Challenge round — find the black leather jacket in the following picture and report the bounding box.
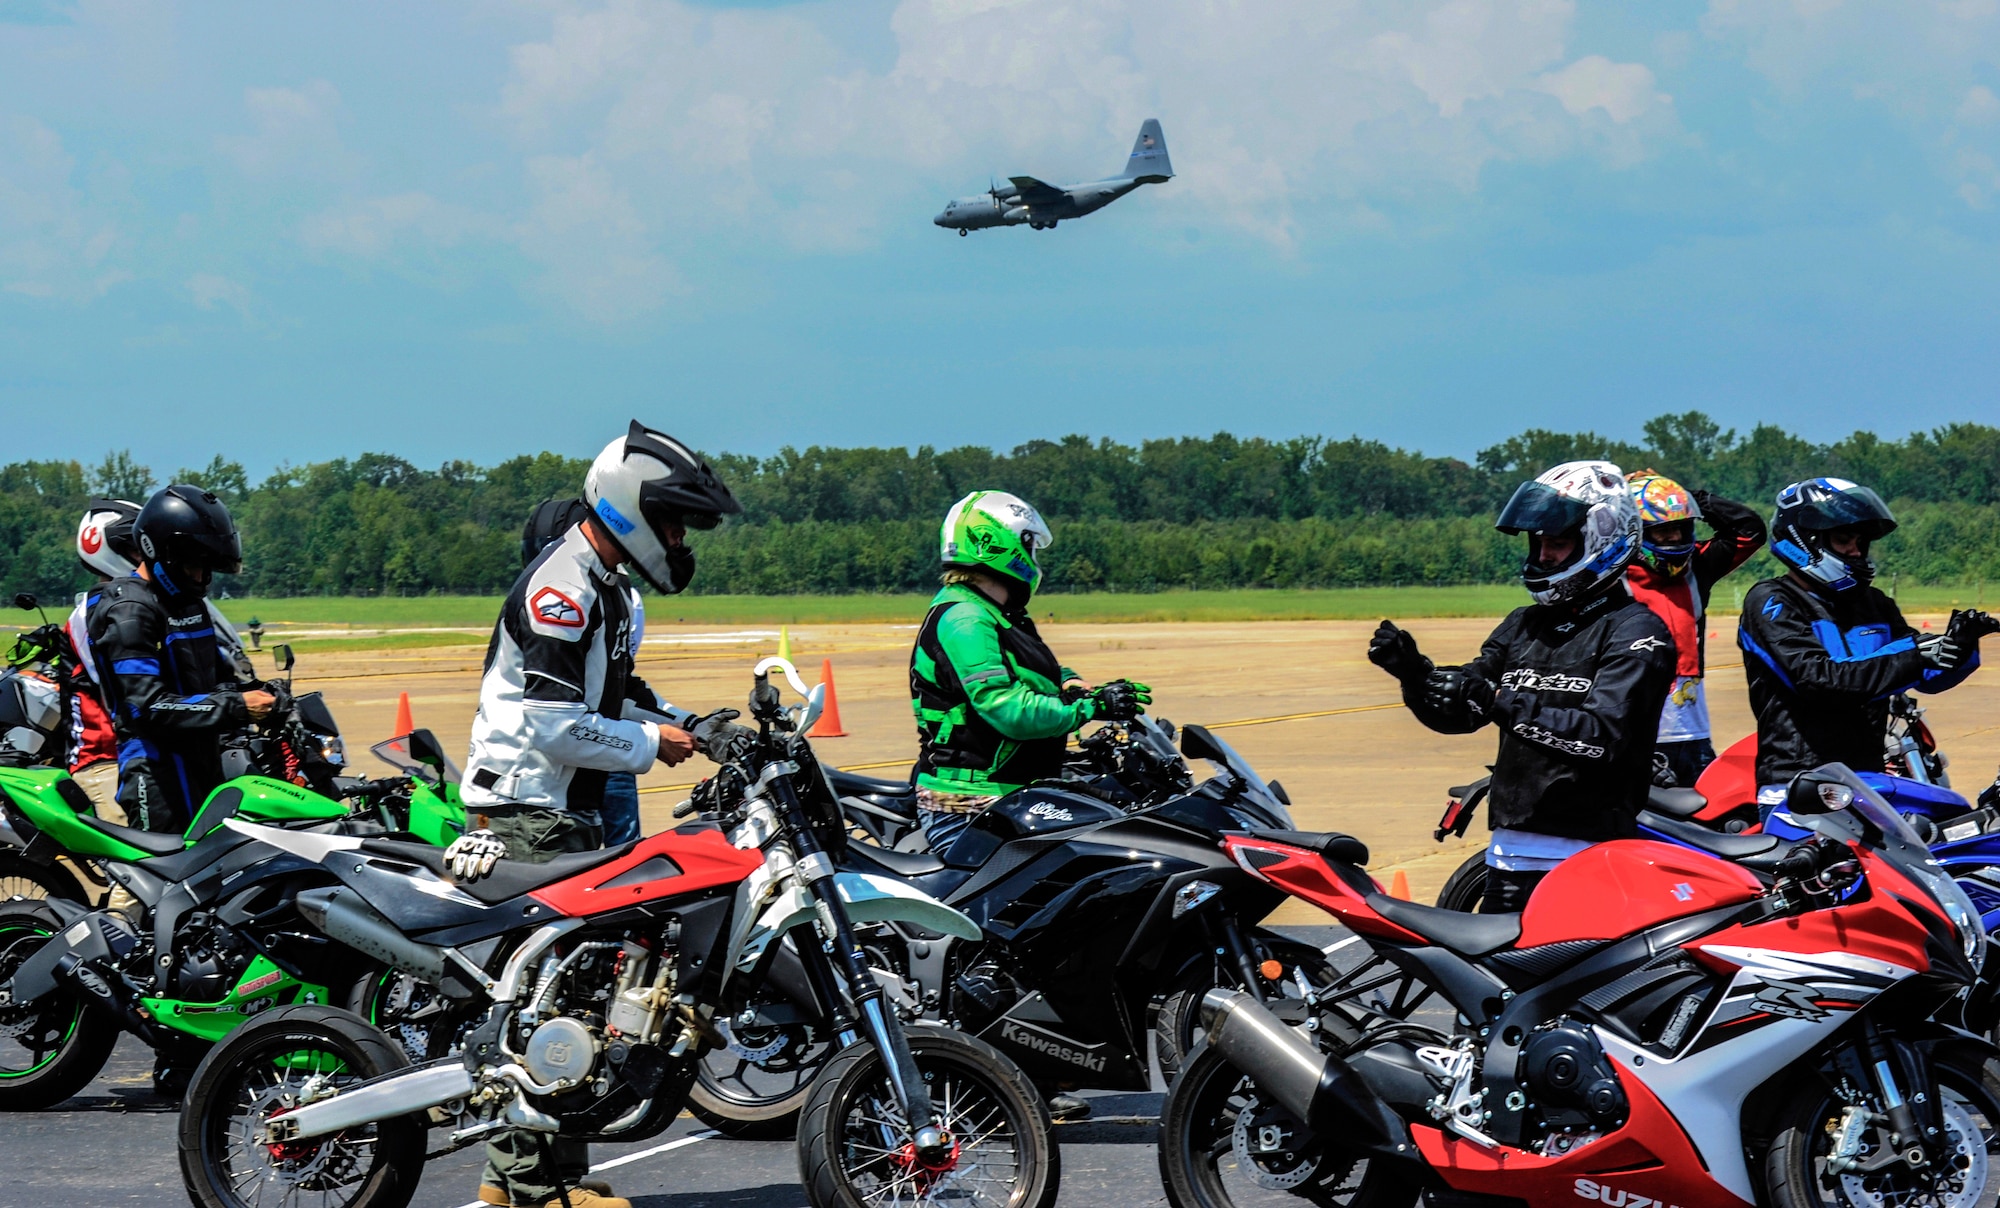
[1408,587,1677,842]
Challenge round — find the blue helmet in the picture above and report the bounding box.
[1770,477,1896,592]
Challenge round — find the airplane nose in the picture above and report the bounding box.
[934,211,950,226]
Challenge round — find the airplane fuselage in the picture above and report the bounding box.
[934,178,1145,231]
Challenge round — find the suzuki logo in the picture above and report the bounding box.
[1576,1179,1684,1208]
[1671,882,1694,902]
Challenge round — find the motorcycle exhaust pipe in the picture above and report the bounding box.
[1199,989,1416,1157]
[296,887,478,999]
[264,1061,475,1143]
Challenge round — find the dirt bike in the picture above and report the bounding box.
[688,716,1317,1137]
[1157,762,2000,1208]
[175,657,1058,1208]
[0,729,467,1110]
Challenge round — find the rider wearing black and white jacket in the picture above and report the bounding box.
[1370,461,1677,912]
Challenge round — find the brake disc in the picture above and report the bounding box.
[1231,1092,1318,1191]
[1838,1098,1989,1208]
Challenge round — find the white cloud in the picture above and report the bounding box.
[0,113,128,301]
[186,271,252,315]
[1961,84,2000,126]
[300,192,497,258]
[1536,56,1669,123]
[216,80,360,182]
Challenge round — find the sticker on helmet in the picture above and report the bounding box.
[80,525,103,555]
[594,498,635,536]
[530,586,586,629]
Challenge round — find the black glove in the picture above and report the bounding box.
[1367,620,1432,686]
[1060,683,1089,705]
[1420,667,1494,718]
[1948,608,2000,646]
[1086,679,1152,722]
[1919,633,1968,672]
[691,708,757,765]
[1690,488,1715,516]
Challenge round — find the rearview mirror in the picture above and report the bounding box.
[12,594,35,612]
[1786,767,1856,816]
[273,644,295,672]
[1180,723,1225,764]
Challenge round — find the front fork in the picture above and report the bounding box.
[772,777,945,1152]
[1855,1021,1942,1169]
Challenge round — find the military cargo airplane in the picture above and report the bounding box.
[935,119,1173,234]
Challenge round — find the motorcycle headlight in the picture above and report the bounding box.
[1913,863,1986,971]
[321,735,347,768]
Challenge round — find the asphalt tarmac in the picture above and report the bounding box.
[0,930,1356,1208]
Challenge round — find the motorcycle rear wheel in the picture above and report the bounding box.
[1159,1038,1419,1208]
[1765,1048,2000,1208]
[0,852,88,905]
[687,1003,835,1139]
[1435,851,1489,913]
[0,900,119,1110]
[178,1004,424,1208]
[797,1026,1058,1208]
[1154,935,1342,1082]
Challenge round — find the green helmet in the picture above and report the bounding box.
[940,490,1053,593]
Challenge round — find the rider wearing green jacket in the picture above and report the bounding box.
[909,491,1150,849]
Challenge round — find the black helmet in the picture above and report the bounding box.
[1770,477,1896,593]
[521,498,593,568]
[136,484,242,595]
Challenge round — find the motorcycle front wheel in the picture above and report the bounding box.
[797,1026,1058,1208]
[0,900,118,1110]
[1158,1039,1419,1208]
[1765,1048,2000,1208]
[178,1004,424,1208]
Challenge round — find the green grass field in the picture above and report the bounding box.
[13,584,1987,653]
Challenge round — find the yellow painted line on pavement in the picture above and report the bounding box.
[636,703,1402,796]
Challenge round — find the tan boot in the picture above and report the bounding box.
[538,1188,628,1208]
[477,1188,508,1206]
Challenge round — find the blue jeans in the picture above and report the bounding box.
[601,772,641,847]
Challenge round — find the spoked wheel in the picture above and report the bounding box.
[0,900,118,1110]
[1159,1040,1418,1208]
[1767,1049,2000,1208]
[179,1004,423,1208]
[1435,850,1489,912]
[1155,935,1342,1081]
[0,853,87,905]
[687,998,835,1139]
[798,1027,1058,1208]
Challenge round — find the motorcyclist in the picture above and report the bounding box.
[519,496,652,847]
[85,486,273,836]
[1369,461,1677,912]
[911,490,1150,850]
[1737,477,1994,818]
[1623,471,1766,787]
[450,423,751,1208]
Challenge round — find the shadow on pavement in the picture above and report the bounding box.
[632,1186,805,1207]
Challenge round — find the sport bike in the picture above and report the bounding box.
[1157,763,2000,1208]
[175,657,1057,1208]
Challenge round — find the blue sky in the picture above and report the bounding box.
[3,0,1998,478]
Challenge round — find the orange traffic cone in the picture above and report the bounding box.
[809,658,847,738]
[394,692,414,737]
[1389,869,1412,900]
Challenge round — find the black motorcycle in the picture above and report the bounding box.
[688,718,1334,1136]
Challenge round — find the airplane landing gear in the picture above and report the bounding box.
[959,229,968,236]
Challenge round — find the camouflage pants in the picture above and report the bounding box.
[477,805,601,1206]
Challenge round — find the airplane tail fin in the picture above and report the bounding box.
[1121,118,1173,183]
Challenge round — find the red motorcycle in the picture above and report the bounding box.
[1158,763,2000,1208]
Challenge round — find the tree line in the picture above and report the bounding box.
[3,412,1997,600]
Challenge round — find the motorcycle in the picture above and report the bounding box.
[687,716,1324,1137]
[174,657,1059,1208]
[1158,763,2000,1208]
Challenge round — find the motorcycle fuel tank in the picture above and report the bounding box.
[1518,840,1763,947]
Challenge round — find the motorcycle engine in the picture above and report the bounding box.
[1520,1019,1628,1135]
[171,914,253,1003]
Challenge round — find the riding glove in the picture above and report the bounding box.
[1367,620,1433,686]
[1918,633,1968,671]
[1087,679,1152,722]
[692,708,758,765]
[444,829,508,881]
[1421,667,1494,718]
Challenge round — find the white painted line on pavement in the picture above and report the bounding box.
[452,1130,719,1208]
[1322,935,1360,954]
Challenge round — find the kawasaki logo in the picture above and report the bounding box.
[998,1020,1106,1072]
[1575,1179,1683,1208]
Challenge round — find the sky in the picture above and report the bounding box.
[3,0,1999,478]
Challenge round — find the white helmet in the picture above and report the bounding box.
[582,421,741,594]
[1496,460,1640,606]
[77,497,142,579]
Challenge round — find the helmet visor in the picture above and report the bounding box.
[1792,483,1897,537]
[1496,481,1592,536]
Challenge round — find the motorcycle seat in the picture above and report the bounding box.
[359,838,638,905]
[1636,810,1786,872]
[1246,829,1371,866]
[1367,894,1522,957]
[1647,787,1708,819]
[843,842,951,878]
[828,769,915,799]
[83,816,187,857]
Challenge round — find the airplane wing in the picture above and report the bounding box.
[1006,176,1068,205]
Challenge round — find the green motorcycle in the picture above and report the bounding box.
[0,727,467,1108]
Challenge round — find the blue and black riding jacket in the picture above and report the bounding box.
[1737,576,1978,786]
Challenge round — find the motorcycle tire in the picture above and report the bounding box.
[1765,1046,2000,1208]
[1435,850,1489,913]
[343,966,476,1063]
[0,852,88,905]
[797,1026,1059,1208]
[686,1007,836,1139]
[1154,935,1341,1083]
[0,900,119,1110]
[1158,1037,1419,1208]
[178,1003,424,1208]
